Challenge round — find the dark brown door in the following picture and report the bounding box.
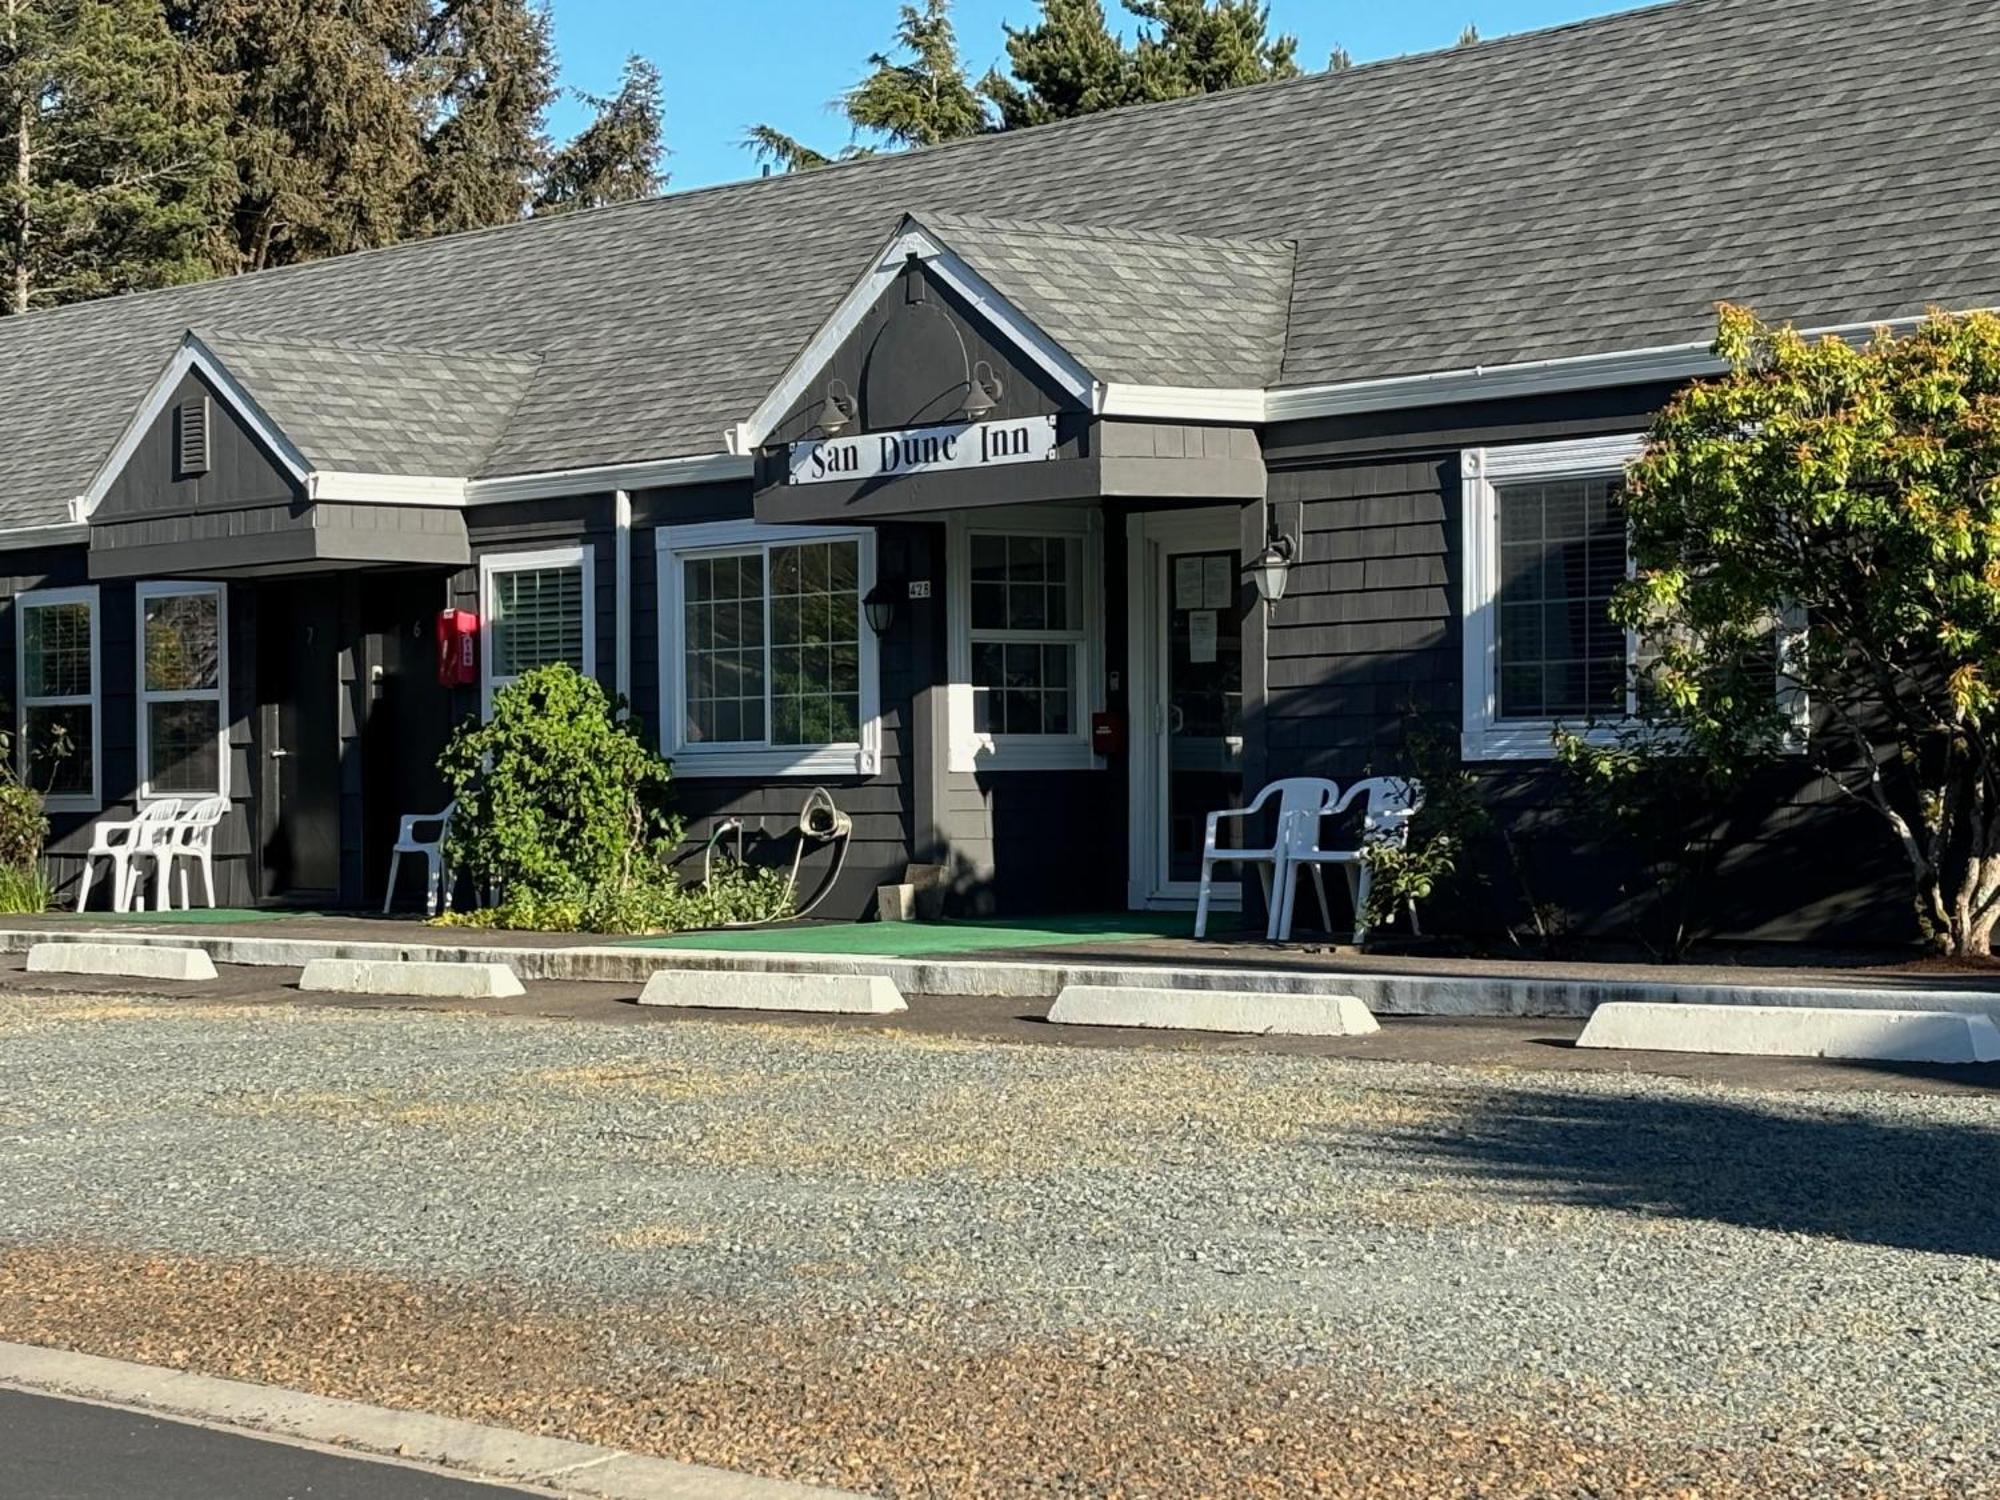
[257,581,342,902]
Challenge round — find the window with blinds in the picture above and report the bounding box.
[489,564,586,684]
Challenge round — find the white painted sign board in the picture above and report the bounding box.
[788,414,1059,486]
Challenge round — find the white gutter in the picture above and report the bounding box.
[466,451,751,504]
[613,488,633,704]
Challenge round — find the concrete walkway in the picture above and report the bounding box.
[5,912,2000,1019]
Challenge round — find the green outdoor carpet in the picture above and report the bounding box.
[623,911,1215,956]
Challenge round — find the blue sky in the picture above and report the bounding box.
[546,0,1647,190]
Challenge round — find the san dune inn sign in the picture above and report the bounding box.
[788,414,1059,485]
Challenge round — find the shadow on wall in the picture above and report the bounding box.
[1377,1083,2000,1260]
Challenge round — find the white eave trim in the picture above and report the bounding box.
[309,471,468,505]
[1099,383,1267,422]
[467,450,752,504]
[736,220,1099,452]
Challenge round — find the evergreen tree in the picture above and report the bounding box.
[414,0,556,235]
[1457,23,1480,45]
[1,0,228,314]
[843,0,988,149]
[174,0,430,272]
[1327,44,1353,71]
[1127,0,1300,101]
[748,0,985,173]
[536,54,666,214]
[980,0,1135,130]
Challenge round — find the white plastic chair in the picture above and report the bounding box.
[1193,777,1340,939]
[1273,776,1425,945]
[382,802,455,916]
[136,795,228,912]
[74,800,183,913]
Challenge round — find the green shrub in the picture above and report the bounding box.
[0,861,49,915]
[436,856,794,935]
[0,780,47,870]
[438,664,674,903]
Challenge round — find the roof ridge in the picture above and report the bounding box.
[916,210,1295,254]
[195,326,543,367]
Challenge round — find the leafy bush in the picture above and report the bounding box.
[438,665,674,903]
[437,856,793,935]
[0,780,47,870]
[433,664,795,935]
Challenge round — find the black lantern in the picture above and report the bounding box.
[817,378,856,436]
[863,580,899,635]
[1249,532,1295,608]
[960,360,1003,420]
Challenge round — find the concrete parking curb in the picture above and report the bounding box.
[7,925,2000,1019]
[0,1341,861,1499]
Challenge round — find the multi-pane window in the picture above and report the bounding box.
[968,532,1082,736]
[17,588,98,806]
[489,563,586,683]
[682,538,862,747]
[138,584,226,797]
[1494,476,1628,719]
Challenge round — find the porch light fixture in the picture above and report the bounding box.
[1249,531,1295,610]
[863,580,899,636]
[817,378,856,437]
[961,360,1003,420]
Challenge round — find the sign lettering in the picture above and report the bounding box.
[788,415,1059,486]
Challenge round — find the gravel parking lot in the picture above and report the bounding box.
[0,990,1996,1496]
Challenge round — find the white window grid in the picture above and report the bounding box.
[15,584,101,812]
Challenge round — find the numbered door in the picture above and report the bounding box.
[1128,510,1244,908]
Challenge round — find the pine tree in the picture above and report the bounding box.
[1127,0,1300,101]
[748,0,985,173]
[980,0,1135,130]
[1327,44,1353,71]
[536,54,666,214]
[0,0,229,314]
[414,0,556,235]
[1457,23,1480,46]
[174,0,431,272]
[843,0,988,149]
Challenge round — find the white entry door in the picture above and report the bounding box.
[1127,508,1244,910]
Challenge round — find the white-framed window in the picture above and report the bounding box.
[656,520,880,778]
[946,507,1103,772]
[14,585,100,811]
[136,581,229,800]
[1461,434,1804,760]
[480,544,595,713]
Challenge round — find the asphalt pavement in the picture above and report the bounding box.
[0,1388,542,1499]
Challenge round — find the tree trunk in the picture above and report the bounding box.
[4,0,27,316]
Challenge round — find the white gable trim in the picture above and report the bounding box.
[735,220,1100,453]
[309,471,469,505]
[1099,383,1267,422]
[465,451,751,504]
[74,333,311,522]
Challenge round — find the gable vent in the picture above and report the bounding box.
[174,397,210,479]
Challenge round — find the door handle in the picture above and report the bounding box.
[269,748,289,759]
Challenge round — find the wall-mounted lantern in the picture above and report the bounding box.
[863,580,900,636]
[960,360,1003,421]
[817,378,856,436]
[1249,531,1295,610]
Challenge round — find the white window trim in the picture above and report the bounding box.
[15,584,101,813]
[1463,434,1807,761]
[1462,434,1648,761]
[946,507,1105,773]
[656,520,880,779]
[480,543,596,717]
[135,580,230,802]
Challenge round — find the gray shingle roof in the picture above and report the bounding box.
[194,331,538,476]
[916,213,1294,386]
[0,0,1995,530]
